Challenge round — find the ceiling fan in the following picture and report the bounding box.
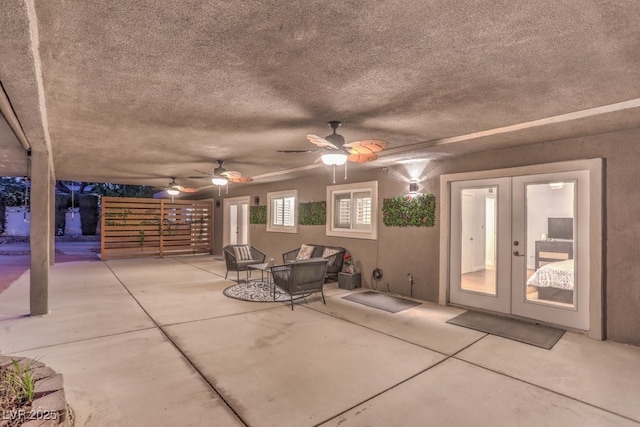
[166,177,199,196]
[189,160,253,195]
[281,121,388,182]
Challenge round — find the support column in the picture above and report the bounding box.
[30,149,51,315]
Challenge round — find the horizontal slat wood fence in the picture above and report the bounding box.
[100,197,213,260]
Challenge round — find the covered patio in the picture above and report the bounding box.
[1,255,638,426]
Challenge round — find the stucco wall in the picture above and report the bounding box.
[215,127,640,346]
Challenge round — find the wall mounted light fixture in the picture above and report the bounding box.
[409,180,418,195]
[254,196,260,206]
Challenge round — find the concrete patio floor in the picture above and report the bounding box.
[0,255,639,426]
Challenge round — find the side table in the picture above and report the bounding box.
[248,262,276,300]
[338,272,361,290]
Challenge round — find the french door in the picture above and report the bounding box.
[223,196,250,247]
[449,171,590,330]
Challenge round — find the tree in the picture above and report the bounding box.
[1,178,156,236]
[91,183,156,198]
[0,177,29,207]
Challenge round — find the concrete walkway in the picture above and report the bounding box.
[0,255,639,426]
[0,239,99,293]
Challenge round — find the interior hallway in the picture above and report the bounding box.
[0,256,639,426]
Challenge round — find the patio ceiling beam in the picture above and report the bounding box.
[0,82,31,151]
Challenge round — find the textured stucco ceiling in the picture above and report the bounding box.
[1,0,640,192]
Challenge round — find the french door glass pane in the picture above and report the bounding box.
[524,181,576,308]
[459,187,497,296]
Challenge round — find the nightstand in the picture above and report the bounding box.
[535,240,573,269]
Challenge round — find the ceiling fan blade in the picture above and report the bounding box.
[222,171,253,183]
[348,152,379,163]
[165,181,198,193]
[188,169,215,179]
[277,149,319,153]
[307,134,339,150]
[231,177,253,183]
[344,139,388,153]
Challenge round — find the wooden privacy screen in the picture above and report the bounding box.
[101,197,213,260]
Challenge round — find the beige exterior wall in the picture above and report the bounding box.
[215,127,640,346]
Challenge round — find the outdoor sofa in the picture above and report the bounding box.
[282,244,346,281]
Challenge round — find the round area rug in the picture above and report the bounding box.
[223,281,311,302]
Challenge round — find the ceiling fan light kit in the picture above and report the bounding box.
[212,175,229,196]
[321,152,348,166]
[211,176,229,186]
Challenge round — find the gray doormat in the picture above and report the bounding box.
[446,311,565,349]
[342,291,421,313]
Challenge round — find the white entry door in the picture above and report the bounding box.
[450,171,590,330]
[223,196,250,247]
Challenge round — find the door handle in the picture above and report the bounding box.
[513,251,525,257]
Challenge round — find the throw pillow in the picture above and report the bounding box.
[296,244,315,260]
[322,247,341,266]
[234,245,253,261]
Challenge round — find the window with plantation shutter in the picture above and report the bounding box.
[327,181,378,240]
[267,190,298,233]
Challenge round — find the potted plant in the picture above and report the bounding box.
[343,253,355,274]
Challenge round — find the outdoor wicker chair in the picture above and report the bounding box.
[223,245,266,283]
[270,259,329,310]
